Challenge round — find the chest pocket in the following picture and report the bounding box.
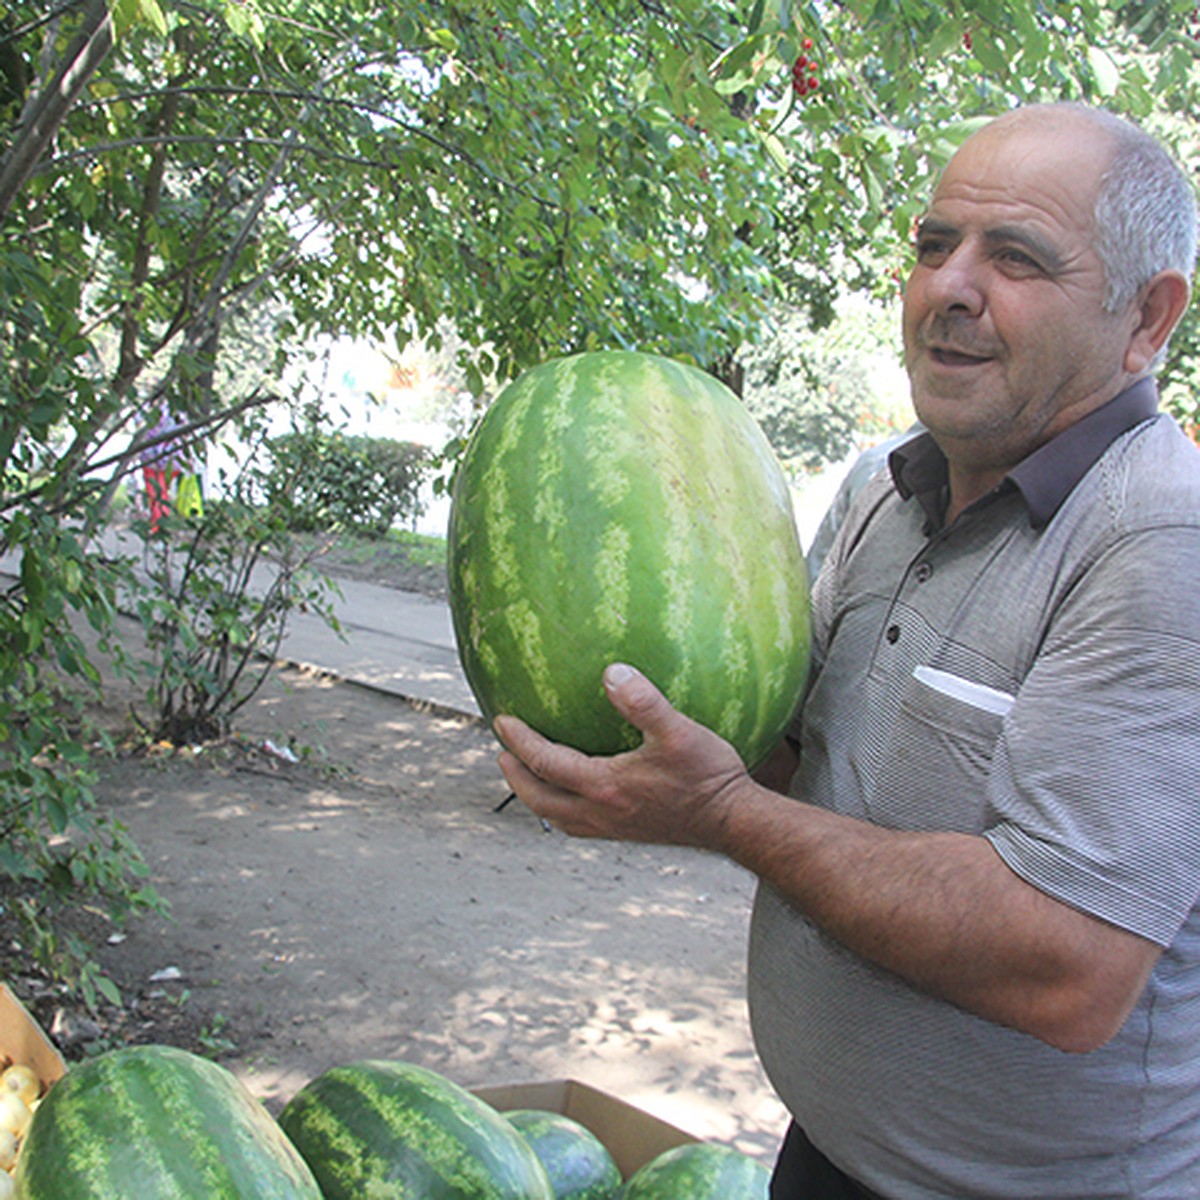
[857,652,1012,833]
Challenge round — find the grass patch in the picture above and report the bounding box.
[386,528,446,568]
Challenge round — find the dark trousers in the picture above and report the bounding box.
[771,1122,884,1200]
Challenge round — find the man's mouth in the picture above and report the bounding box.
[929,345,992,367]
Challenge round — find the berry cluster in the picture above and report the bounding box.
[791,37,820,99]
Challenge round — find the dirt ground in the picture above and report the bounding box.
[11,546,789,1164]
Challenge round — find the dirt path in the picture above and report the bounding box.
[76,628,787,1163]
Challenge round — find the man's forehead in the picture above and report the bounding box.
[938,113,1113,197]
[922,124,1108,237]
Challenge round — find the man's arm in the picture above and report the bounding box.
[497,662,1161,1054]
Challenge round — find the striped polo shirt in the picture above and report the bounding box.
[748,379,1200,1198]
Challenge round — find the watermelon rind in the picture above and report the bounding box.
[505,1108,621,1200]
[447,350,810,769]
[13,1043,322,1199]
[619,1142,770,1199]
[277,1059,555,1199]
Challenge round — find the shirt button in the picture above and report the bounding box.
[886,624,901,644]
[914,562,933,583]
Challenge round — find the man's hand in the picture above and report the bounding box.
[495,662,750,848]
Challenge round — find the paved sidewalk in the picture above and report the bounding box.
[0,527,481,722]
[284,571,480,720]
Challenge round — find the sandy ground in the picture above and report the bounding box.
[77,615,789,1164]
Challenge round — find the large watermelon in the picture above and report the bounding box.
[505,1108,621,1200]
[447,350,810,768]
[277,1059,555,1199]
[13,1044,322,1199]
[619,1142,770,1199]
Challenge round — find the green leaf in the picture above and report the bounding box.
[427,27,460,54]
[111,0,166,39]
[96,974,124,1007]
[1086,45,1121,97]
[757,129,790,172]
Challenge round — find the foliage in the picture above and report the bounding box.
[741,294,908,473]
[0,508,161,1008]
[128,493,342,746]
[264,430,430,537]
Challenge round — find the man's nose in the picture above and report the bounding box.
[924,244,986,317]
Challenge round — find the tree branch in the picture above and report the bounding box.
[0,0,112,223]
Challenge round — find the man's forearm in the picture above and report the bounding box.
[715,778,1160,1052]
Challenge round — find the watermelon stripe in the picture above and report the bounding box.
[143,1049,239,1195]
[24,1072,109,1199]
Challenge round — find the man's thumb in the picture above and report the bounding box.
[602,662,671,733]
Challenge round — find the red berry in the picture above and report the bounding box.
[807,76,819,92]
[809,61,818,73]
[795,54,808,69]
[803,37,813,50]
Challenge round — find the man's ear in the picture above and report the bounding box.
[1124,270,1191,375]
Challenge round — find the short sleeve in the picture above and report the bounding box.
[983,526,1200,945]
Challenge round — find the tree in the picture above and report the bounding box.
[1,0,1197,997]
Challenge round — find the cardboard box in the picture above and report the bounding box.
[0,984,67,1093]
[473,1077,698,1180]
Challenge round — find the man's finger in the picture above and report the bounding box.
[601,662,673,735]
[494,714,603,796]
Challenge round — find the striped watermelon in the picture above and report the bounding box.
[505,1108,621,1200]
[447,350,810,768]
[277,1059,555,1199]
[13,1044,322,1199]
[620,1142,770,1198]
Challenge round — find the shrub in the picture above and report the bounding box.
[0,510,163,1008]
[128,495,342,746]
[264,431,429,537]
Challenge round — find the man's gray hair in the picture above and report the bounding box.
[1087,107,1198,313]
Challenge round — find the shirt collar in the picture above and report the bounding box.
[1008,377,1159,526]
[889,377,1160,530]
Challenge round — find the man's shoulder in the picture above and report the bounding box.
[1105,413,1200,515]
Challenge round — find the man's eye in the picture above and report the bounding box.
[916,238,949,262]
[997,247,1040,270]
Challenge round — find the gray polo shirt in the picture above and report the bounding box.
[748,380,1200,1198]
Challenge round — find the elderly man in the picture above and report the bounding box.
[498,103,1200,1198]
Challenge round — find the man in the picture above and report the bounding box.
[497,103,1200,1198]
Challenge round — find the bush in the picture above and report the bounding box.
[0,510,163,1008]
[128,495,342,746]
[264,431,429,537]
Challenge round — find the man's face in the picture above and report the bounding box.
[902,116,1138,476]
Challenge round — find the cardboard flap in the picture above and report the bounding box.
[0,984,67,1089]
[473,1077,697,1179]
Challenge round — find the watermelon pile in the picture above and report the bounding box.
[448,350,811,769]
[10,1046,772,1199]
